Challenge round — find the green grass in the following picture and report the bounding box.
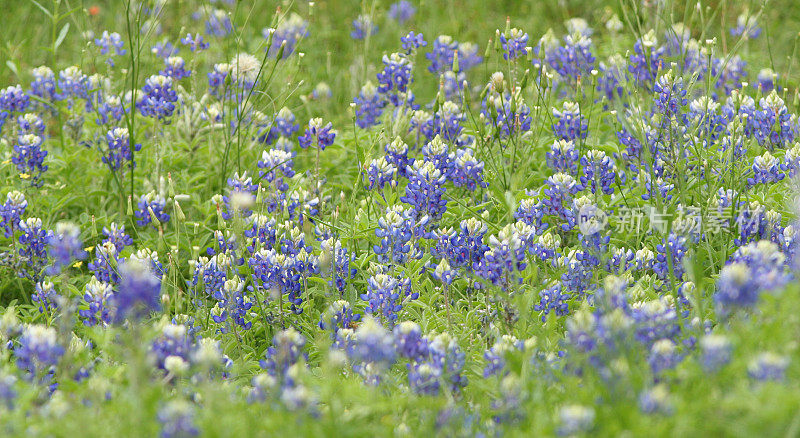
[0,0,800,436]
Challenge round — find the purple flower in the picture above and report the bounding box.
[401,31,426,53]
[388,1,416,23]
[298,118,336,150]
[115,259,162,322]
[47,222,85,274]
[351,15,378,40]
[180,33,210,52]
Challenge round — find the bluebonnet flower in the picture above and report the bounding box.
[456,42,483,71]
[377,53,413,107]
[0,85,31,132]
[565,18,593,36]
[699,334,732,372]
[542,173,580,228]
[354,82,386,128]
[500,28,529,60]
[547,140,580,175]
[628,30,663,87]
[440,70,466,101]
[639,385,673,415]
[158,400,199,438]
[205,8,233,36]
[748,151,785,185]
[221,172,257,220]
[648,339,681,374]
[350,316,396,368]
[557,405,595,436]
[545,32,595,84]
[272,107,300,139]
[411,333,467,395]
[89,242,120,284]
[17,113,46,135]
[482,90,532,139]
[784,144,800,176]
[753,91,794,147]
[365,157,396,190]
[47,222,85,274]
[319,300,361,335]
[96,95,125,125]
[474,223,533,288]
[374,205,418,265]
[103,223,133,253]
[388,1,416,23]
[415,102,472,145]
[211,276,254,331]
[249,249,306,315]
[263,13,308,58]
[94,31,126,66]
[207,63,230,97]
[18,218,51,281]
[558,250,594,294]
[311,82,332,100]
[56,66,89,103]
[426,35,459,74]
[161,56,192,80]
[138,75,179,120]
[257,149,295,212]
[715,240,789,315]
[654,233,688,283]
[151,324,193,372]
[402,160,448,222]
[653,70,688,119]
[151,40,179,59]
[0,372,16,410]
[385,137,413,178]
[748,352,788,381]
[484,335,524,377]
[401,31,426,54]
[115,259,161,322]
[29,66,57,104]
[129,248,166,280]
[80,278,115,326]
[12,133,48,186]
[0,191,27,238]
[103,127,141,173]
[393,321,428,361]
[552,102,588,142]
[32,281,58,314]
[361,273,416,326]
[14,324,64,380]
[321,239,357,293]
[136,191,170,228]
[430,218,489,272]
[451,148,487,190]
[421,135,454,178]
[351,15,378,40]
[535,282,571,322]
[261,328,306,380]
[731,11,761,39]
[579,150,617,195]
[299,118,336,150]
[757,68,777,92]
[180,33,209,52]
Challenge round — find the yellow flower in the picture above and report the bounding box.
[19,173,30,179]
[72,261,84,268]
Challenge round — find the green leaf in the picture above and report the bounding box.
[28,0,52,18]
[5,60,18,77]
[54,22,70,50]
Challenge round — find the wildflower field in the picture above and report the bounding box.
[2,0,800,435]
